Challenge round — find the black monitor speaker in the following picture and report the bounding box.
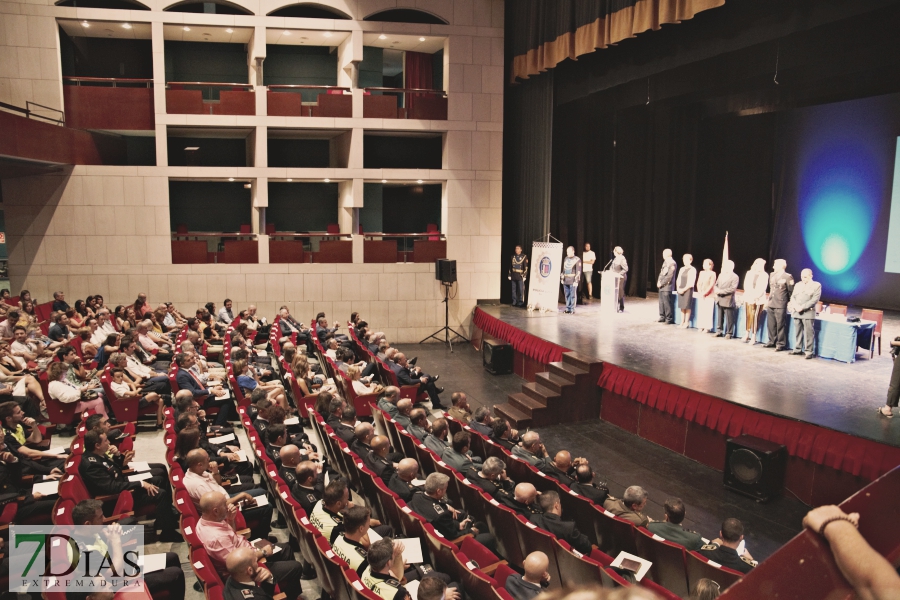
[723,434,786,503]
[435,259,457,284]
[483,340,513,375]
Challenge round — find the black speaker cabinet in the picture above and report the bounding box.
[483,340,513,375]
[435,259,457,283]
[724,434,786,503]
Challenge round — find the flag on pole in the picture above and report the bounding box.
[722,232,729,268]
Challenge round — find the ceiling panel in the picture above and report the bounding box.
[266,28,349,47]
[163,24,253,43]
[362,33,445,54]
[58,18,152,40]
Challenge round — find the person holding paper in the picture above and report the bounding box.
[0,401,66,474]
[80,430,181,542]
[697,518,757,574]
[72,499,185,599]
[0,436,58,523]
[195,492,303,600]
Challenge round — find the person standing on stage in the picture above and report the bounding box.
[765,259,794,352]
[657,249,677,324]
[696,259,717,332]
[508,245,529,308]
[714,260,739,338]
[676,254,697,329]
[560,246,582,315]
[611,246,628,312]
[877,338,900,418]
[742,259,769,344]
[582,243,596,301]
[789,269,821,359]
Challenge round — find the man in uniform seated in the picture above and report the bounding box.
[407,408,430,442]
[491,419,520,451]
[512,431,551,469]
[195,491,303,600]
[447,392,472,423]
[409,472,497,553]
[376,387,401,420]
[223,547,277,600]
[604,485,652,528]
[363,435,397,483]
[469,407,493,437]
[540,451,579,487]
[360,538,415,600]
[333,404,357,444]
[0,401,64,474]
[505,551,551,600]
[80,430,181,542]
[423,418,451,456]
[499,482,543,518]
[698,518,757,574]
[529,491,592,554]
[466,456,515,499]
[388,458,422,502]
[310,479,391,544]
[569,464,609,505]
[648,498,703,551]
[394,398,413,429]
[291,460,323,514]
[441,431,483,472]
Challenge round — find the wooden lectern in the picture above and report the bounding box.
[600,271,620,314]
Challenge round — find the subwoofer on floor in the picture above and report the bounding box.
[483,340,513,375]
[724,434,786,503]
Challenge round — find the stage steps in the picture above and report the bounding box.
[494,351,603,429]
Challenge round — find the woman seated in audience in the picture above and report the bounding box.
[109,367,163,428]
[94,333,121,368]
[234,358,288,410]
[0,290,11,305]
[124,307,139,331]
[17,290,33,310]
[66,354,101,389]
[114,305,129,332]
[0,344,45,409]
[347,365,382,396]
[18,301,36,327]
[151,308,172,336]
[78,329,98,361]
[290,353,329,397]
[92,295,106,312]
[67,306,86,330]
[46,360,107,417]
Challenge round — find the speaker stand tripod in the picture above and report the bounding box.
[420,282,469,351]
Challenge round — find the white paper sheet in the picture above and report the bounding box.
[250,539,282,554]
[140,554,167,574]
[405,580,419,600]
[395,538,424,565]
[239,495,269,510]
[127,472,153,483]
[46,447,67,455]
[209,433,236,444]
[127,462,151,473]
[284,417,300,426]
[32,481,59,496]
[367,528,382,543]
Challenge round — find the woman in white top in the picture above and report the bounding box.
[348,365,382,396]
[0,343,45,406]
[742,258,769,343]
[676,254,698,328]
[695,259,717,332]
[46,361,107,417]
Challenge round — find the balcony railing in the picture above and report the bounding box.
[363,88,448,120]
[166,82,255,115]
[269,232,353,263]
[171,232,258,264]
[267,85,351,117]
[0,100,64,126]
[63,77,154,130]
[363,232,446,263]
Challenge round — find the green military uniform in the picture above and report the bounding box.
[697,542,757,574]
[647,521,703,551]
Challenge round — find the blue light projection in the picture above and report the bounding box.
[798,139,880,294]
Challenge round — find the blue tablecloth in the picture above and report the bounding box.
[673,298,875,363]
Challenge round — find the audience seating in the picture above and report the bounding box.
[685,549,744,591]
[861,308,883,356]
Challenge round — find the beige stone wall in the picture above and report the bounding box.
[0,0,504,342]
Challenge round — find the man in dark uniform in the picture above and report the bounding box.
[291,460,324,514]
[540,451,577,487]
[530,491,592,555]
[560,246,582,314]
[465,457,514,499]
[79,430,181,542]
[363,435,397,483]
[498,482,543,518]
[333,405,358,444]
[509,245,529,308]
[657,248,677,324]
[698,518,757,574]
[569,464,609,505]
[714,260,740,339]
[765,259,795,351]
[469,407,493,437]
[224,547,277,600]
[410,472,497,553]
[407,408,431,442]
[0,436,59,523]
[388,458,422,501]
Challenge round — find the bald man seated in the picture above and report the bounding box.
[362,435,397,483]
[223,547,277,600]
[540,450,583,487]
[394,398,413,429]
[388,458,423,501]
[505,551,551,600]
[195,492,303,600]
[498,482,543,518]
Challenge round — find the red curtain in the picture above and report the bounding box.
[473,308,570,364]
[404,51,433,113]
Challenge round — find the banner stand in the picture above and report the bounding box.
[527,235,564,313]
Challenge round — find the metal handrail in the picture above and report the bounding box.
[363,232,445,239]
[0,100,64,126]
[64,76,153,88]
[269,232,353,239]
[166,81,253,89]
[364,87,447,96]
[268,85,350,91]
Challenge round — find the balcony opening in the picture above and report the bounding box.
[265,33,350,117]
[169,180,257,264]
[55,0,149,9]
[363,132,442,169]
[164,0,253,15]
[361,39,446,119]
[363,8,447,24]
[167,127,252,167]
[267,3,351,19]
[267,130,349,168]
[361,182,445,263]
[267,182,349,263]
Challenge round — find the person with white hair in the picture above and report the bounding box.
[765,259,795,351]
[713,260,739,338]
[611,245,629,312]
[604,485,652,527]
[742,258,769,343]
[789,268,822,359]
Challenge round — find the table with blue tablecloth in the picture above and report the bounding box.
[674,298,875,363]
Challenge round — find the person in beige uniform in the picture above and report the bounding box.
[742,259,768,344]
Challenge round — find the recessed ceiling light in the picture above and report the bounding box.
[226,28,233,33]
[381,179,387,183]
[183,27,190,31]
[121,23,132,29]
[324,178,330,182]
[287,178,292,182]
[323,32,332,37]
[228,177,235,181]
[419,37,426,42]
[379,34,387,40]
[283,31,291,36]
[417,179,423,184]
[81,21,89,27]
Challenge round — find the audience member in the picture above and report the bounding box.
[407,408,431,442]
[447,392,472,422]
[223,547,276,600]
[466,456,514,499]
[363,435,397,483]
[698,518,757,574]
[410,472,497,553]
[505,551,551,600]
[441,430,483,471]
[424,417,451,455]
[531,490,592,554]
[512,431,551,468]
[647,498,703,551]
[604,486,651,528]
[690,579,721,600]
[387,458,422,501]
[470,406,493,436]
[376,387,400,419]
[499,482,543,517]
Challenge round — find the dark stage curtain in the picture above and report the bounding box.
[550,99,776,297]
[404,51,433,113]
[508,0,725,83]
[500,71,554,303]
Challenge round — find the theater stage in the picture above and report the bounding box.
[476,297,900,448]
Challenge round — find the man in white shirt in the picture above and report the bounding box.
[217,299,235,326]
[0,312,19,340]
[96,308,117,337]
[10,327,50,361]
[582,243,597,301]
